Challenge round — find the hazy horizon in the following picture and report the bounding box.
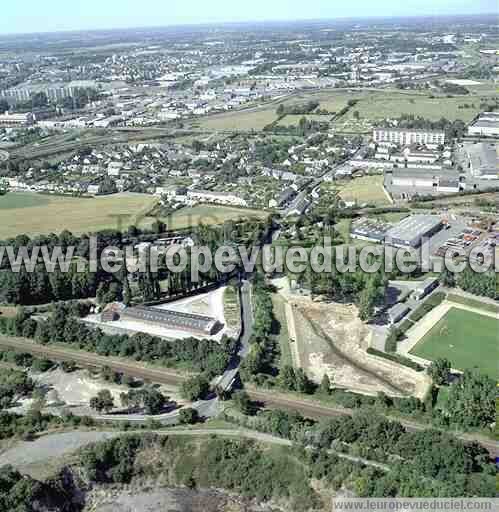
[2,0,497,35]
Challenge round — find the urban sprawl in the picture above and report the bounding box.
[0,13,497,509]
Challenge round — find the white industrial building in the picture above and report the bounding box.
[467,112,499,137]
[385,215,443,248]
[464,142,499,180]
[187,189,247,207]
[373,127,445,146]
[0,112,34,126]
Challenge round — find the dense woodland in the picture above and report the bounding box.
[225,407,496,498]
[395,115,467,141]
[0,217,272,306]
[1,417,493,512]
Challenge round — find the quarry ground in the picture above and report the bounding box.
[272,277,430,399]
[9,367,184,418]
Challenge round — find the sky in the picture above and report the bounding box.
[2,0,496,35]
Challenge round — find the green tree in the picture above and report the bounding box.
[358,278,378,322]
[385,327,399,353]
[179,407,199,424]
[319,374,331,395]
[295,368,313,394]
[279,365,296,391]
[447,370,495,428]
[427,358,451,385]
[232,390,253,415]
[89,389,114,413]
[142,387,167,415]
[181,375,210,401]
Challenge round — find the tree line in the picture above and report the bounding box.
[0,303,237,379]
[224,407,495,497]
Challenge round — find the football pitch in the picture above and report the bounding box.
[410,308,499,379]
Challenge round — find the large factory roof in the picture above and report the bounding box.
[465,142,498,177]
[385,215,442,244]
[122,306,219,335]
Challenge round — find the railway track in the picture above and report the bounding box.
[0,335,496,457]
[0,336,189,386]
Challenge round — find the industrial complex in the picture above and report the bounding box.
[351,215,445,248]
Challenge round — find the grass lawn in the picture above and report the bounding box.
[160,204,268,230]
[0,192,158,238]
[446,294,499,315]
[271,294,293,369]
[223,286,241,331]
[195,107,278,131]
[337,175,390,206]
[410,308,499,379]
[343,91,482,122]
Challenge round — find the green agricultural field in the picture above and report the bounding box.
[343,91,482,122]
[410,308,499,379]
[195,107,278,131]
[277,90,353,113]
[0,193,51,210]
[195,87,490,133]
[337,175,391,206]
[160,204,268,230]
[277,114,332,126]
[0,192,158,238]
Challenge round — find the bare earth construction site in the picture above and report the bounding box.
[272,278,430,399]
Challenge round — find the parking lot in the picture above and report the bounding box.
[429,216,496,269]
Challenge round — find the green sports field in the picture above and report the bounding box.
[337,175,391,206]
[410,308,499,379]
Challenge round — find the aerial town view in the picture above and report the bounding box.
[0,1,497,510]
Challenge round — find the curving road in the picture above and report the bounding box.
[0,427,389,472]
